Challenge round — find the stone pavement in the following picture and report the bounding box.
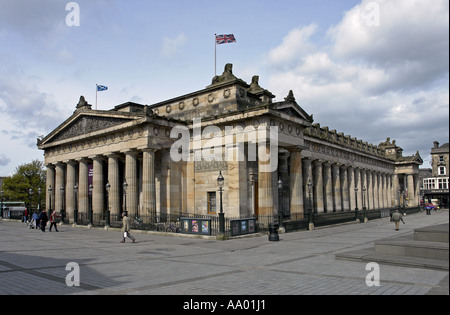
[0,210,448,296]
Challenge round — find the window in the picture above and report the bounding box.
[438,166,446,176]
[207,192,216,214]
[439,155,444,162]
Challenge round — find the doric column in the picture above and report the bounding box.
[92,156,104,216]
[313,160,324,213]
[360,169,367,209]
[77,158,89,214]
[340,165,349,211]
[303,158,313,213]
[289,147,303,215]
[45,164,55,212]
[107,153,121,220]
[54,162,65,214]
[323,162,333,213]
[407,174,415,207]
[332,164,342,211]
[374,172,379,209]
[258,145,276,216]
[124,150,138,217]
[65,160,76,223]
[142,149,157,218]
[367,171,373,210]
[348,167,355,211]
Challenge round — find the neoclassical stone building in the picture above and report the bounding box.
[37,64,423,223]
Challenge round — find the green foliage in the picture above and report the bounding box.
[1,160,46,209]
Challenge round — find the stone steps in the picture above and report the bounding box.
[336,223,449,270]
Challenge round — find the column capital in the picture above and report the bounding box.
[287,145,306,153]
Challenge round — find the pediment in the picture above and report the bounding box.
[274,101,314,124]
[39,113,136,147]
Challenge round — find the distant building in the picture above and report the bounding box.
[422,141,449,208]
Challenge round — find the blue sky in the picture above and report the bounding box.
[0,0,448,176]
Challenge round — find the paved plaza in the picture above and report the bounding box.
[0,210,448,296]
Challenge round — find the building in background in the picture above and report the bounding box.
[422,141,449,208]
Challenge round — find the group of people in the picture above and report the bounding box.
[24,209,60,232]
[22,208,136,242]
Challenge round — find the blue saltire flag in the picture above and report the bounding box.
[97,85,108,91]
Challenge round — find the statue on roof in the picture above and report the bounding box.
[76,96,91,109]
[211,63,238,85]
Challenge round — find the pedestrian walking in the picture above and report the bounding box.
[391,209,405,231]
[32,212,40,230]
[120,211,136,243]
[49,210,59,232]
[39,210,48,232]
[22,208,28,224]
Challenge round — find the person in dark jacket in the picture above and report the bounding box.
[39,210,48,232]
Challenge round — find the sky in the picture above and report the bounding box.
[0,0,448,176]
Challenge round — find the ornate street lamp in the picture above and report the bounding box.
[217,171,225,235]
[1,189,4,218]
[123,180,128,217]
[88,184,93,226]
[105,181,111,227]
[48,185,53,218]
[277,177,283,228]
[308,179,314,230]
[73,184,78,225]
[60,185,65,224]
[28,188,33,221]
[37,187,41,213]
[362,186,367,222]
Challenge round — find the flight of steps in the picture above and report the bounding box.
[336,224,449,270]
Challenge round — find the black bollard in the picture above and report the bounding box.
[268,223,279,241]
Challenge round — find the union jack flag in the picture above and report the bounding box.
[215,34,236,45]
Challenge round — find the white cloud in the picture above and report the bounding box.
[266,0,449,158]
[161,33,188,57]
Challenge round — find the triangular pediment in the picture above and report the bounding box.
[273,101,314,124]
[38,111,139,147]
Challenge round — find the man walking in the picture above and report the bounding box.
[120,211,136,243]
[391,210,405,231]
[39,210,48,232]
[49,210,59,232]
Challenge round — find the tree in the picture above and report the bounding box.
[1,160,46,211]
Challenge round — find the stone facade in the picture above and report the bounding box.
[37,64,423,223]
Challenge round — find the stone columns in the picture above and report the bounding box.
[258,146,275,216]
[107,154,121,220]
[124,150,138,218]
[78,158,89,214]
[65,161,77,222]
[340,165,349,211]
[332,164,341,211]
[46,164,55,212]
[92,156,104,216]
[55,163,65,214]
[313,160,324,213]
[323,162,333,213]
[142,149,157,217]
[289,148,303,215]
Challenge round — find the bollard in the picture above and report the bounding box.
[268,223,279,241]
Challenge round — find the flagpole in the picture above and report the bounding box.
[95,84,98,110]
[214,34,217,77]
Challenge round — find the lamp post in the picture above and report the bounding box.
[217,171,225,235]
[73,184,78,225]
[88,184,93,226]
[28,188,33,221]
[362,186,367,223]
[1,189,3,218]
[123,180,128,217]
[60,185,65,224]
[308,179,314,230]
[277,177,284,229]
[37,187,41,213]
[48,185,52,218]
[105,181,111,228]
[354,187,359,222]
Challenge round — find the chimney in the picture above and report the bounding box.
[433,141,440,149]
